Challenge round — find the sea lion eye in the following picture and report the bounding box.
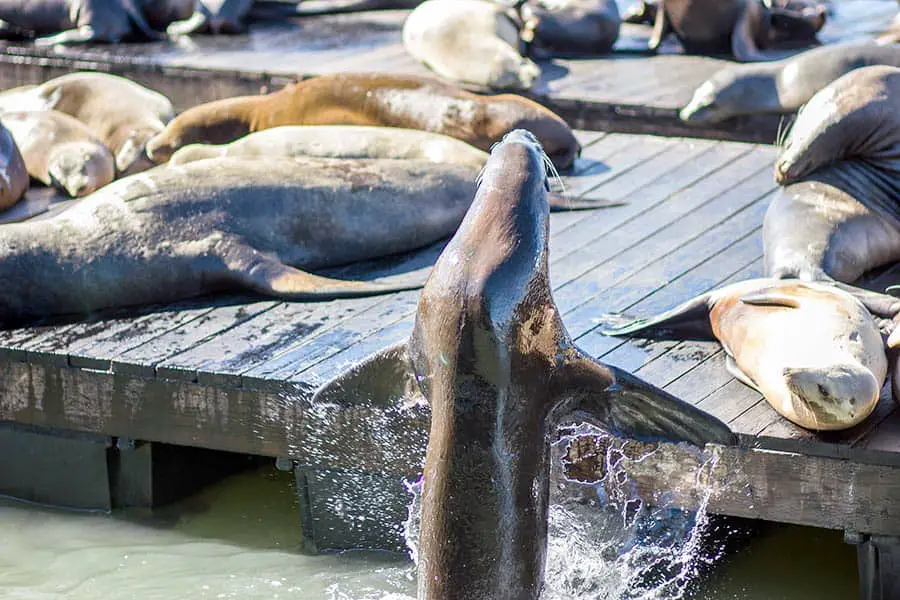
[817,384,829,397]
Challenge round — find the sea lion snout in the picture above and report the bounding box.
[783,363,880,430]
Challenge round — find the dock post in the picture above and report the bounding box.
[845,531,900,600]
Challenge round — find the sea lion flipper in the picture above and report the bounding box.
[234,255,424,299]
[556,354,735,447]
[33,26,97,46]
[739,290,802,308]
[547,193,625,211]
[725,353,760,392]
[599,294,715,338]
[647,2,671,52]
[311,340,427,408]
[731,2,766,62]
[836,283,900,318]
[119,0,165,40]
[167,9,213,36]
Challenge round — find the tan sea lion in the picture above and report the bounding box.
[402,0,541,90]
[145,73,580,169]
[0,121,28,211]
[0,72,174,177]
[1,110,115,198]
[603,279,888,431]
[313,129,733,600]
[681,42,900,124]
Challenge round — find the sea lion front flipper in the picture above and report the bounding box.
[554,352,735,447]
[839,283,900,318]
[547,193,625,211]
[731,1,766,62]
[311,340,427,409]
[33,26,97,46]
[725,353,761,392]
[167,10,212,36]
[647,2,671,52]
[599,293,715,339]
[232,255,424,300]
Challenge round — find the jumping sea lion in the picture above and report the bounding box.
[145,73,581,170]
[0,0,193,45]
[602,279,887,431]
[0,121,28,211]
[680,41,900,124]
[0,72,174,177]
[312,130,734,600]
[765,66,900,287]
[2,110,115,198]
[0,156,481,321]
[519,0,621,57]
[402,0,541,91]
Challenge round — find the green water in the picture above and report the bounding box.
[0,465,859,600]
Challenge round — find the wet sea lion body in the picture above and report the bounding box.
[0,156,479,321]
[2,110,115,197]
[0,0,193,45]
[0,72,173,177]
[0,121,28,211]
[520,0,621,57]
[313,130,733,600]
[145,73,580,169]
[403,0,541,91]
[766,66,900,286]
[603,279,887,431]
[681,42,900,124]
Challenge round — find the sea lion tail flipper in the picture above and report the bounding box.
[599,294,715,339]
[547,193,626,211]
[837,283,900,318]
[555,353,735,447]
[236,256,424,300]
[311,340,427,408]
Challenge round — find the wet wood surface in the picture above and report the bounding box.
[0,0,894,142]
[2,131,900,533]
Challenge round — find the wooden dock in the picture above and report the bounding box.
[0,0,895,143]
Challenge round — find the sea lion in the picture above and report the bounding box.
[167,0,253,35]
[1,110,115,198]
[764,66,900,286]
[0,0,193,45]
[402,0,541,91]
[519,0,621,57]
[680,41,900,124]
[0,156,480,321]
[145,73,580,170]
[0,72,174,177]
[602,279,887,431]
[0,121,28,211]
[312,130,734,600]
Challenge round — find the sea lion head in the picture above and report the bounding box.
[680,69,778,124]
[145,99,254,164]
[47,141,116,198]
[783,363,880,429]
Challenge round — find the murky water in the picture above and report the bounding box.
[0,457,858,600]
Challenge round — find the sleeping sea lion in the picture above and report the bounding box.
[0,121,28,211]
[680,41,900,124]
[0,72,174,176]
[0,157,481,321]
[602,279,888,431]
[520,0,621,57]
[312,129,733,600]
[145,73,580,170]
[2,110,115,197]
[402,0,540,91]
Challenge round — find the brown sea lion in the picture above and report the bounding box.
[0,121,28,211]
[520,0,621,57]
[0,72,174,177]
[602,279,887,431]
[1,110,115,197]
[312,130,733,600]
[145,73,580,169]
[0,157,482,321]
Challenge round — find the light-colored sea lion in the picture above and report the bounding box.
[145,73,580,169]
[0,72,174,177]
[681,42,900,124]
[402,0,541,91]
[520,0,621,57]
[0,0,193,45]
[0,156,482,321]
[0,121,28,211]
[312,130,733,600]
[602,279,887,431]
[1,110,115,198]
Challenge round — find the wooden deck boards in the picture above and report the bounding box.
[0,0,894,142]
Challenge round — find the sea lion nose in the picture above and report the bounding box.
[501,129,541,147]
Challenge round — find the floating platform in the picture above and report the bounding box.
[0,0,895,143]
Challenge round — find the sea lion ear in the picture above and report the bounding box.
[551,349,735,448]
[311,341,427,410]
